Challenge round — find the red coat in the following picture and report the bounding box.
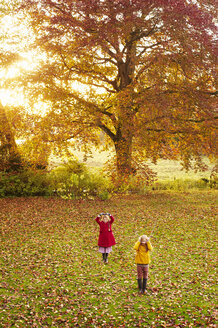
[96,216,116,247]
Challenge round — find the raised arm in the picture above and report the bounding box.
[147,241,153,251]
[95,215,101,224]
[134,241,140,251]
[109,215,115,224]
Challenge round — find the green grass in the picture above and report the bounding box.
[145,158,215,181]
[0,191,217,327]
[53,149,215,180]
[150,178,213,191]
[50,151,216,192]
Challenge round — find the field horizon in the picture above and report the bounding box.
[49,149,216,181]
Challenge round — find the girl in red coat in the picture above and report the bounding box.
[95,213,116,263]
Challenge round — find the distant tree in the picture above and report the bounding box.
[19,0,217,182]
[0,1,23,171]
[0,102,22,171]
[0,0,49,172]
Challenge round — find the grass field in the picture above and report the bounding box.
[0,191,217,327]
[51,150,215,181]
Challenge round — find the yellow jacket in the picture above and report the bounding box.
[134,241,153,264]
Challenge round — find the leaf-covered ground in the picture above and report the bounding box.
[0,191,217,327]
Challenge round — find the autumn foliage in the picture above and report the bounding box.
[16,0,217,182]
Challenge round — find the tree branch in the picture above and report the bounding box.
[136,42,161,59]
[97,122,116,141]
[122,25,158,55]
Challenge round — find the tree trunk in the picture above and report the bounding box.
[115,136,133,179]
[114,110,135,182]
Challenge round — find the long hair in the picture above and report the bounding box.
[139,235,149,251]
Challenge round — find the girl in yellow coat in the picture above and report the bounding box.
[134,235,153,294]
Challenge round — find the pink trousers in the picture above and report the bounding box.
[137,264,149,279]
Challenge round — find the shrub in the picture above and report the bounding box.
[49,160,111,199]
[108,160,157,194]
[98,190,111,201]
[0,170,52,197]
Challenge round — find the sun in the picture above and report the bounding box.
[0,87,25,107]
[0,64,26,106]
[0,13,92,110]
[0,10,96,110]
[0,11,43,107]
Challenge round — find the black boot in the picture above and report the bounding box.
[137,279,142,293]
[105,253,108,263]
[142,278,147,294]
[102,253,106,262]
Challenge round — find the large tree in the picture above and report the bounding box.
[19,0,217,181]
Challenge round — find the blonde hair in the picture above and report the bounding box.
[139,235,149,251]
[139,235,149,243]
[101,215,110,222]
